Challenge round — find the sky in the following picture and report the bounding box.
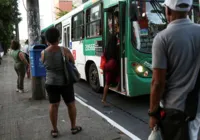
[18,0,54,40]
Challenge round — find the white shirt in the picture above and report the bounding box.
[21,44,29,55]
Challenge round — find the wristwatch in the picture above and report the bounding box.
[148,109,158,117]
[148,107,160,117]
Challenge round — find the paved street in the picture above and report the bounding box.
[3,54,200,140]
[0,56,130,140]
[75,80,150,140]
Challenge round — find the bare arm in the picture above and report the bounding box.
[41,50,44,63]
[19,52,29,65]
[150,68,166,112]
[64,48,75,64]
[149,68,166,129]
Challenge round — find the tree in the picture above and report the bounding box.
[55,5,77,19]
[12,0,22,41]
[72,4,77,9]
[55,7,68,19]
[0,0,21,53]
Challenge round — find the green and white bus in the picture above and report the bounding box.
[190,1,200,24]
[41,0,167,97]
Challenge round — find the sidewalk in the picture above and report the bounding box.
[0,56,130,140]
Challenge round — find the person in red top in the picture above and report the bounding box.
[101,35,120,106]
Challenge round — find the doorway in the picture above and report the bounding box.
[104,2,126,93]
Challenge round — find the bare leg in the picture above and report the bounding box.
[67,101,76,129]
[110,82,121,91]
[102,84,110,106]
[27,66,30,79]
[115,82,121,91]
[49,103,59,131]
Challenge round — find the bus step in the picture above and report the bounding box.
[109,88,126,95]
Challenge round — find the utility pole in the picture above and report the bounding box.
[15,24,19,41]
[27,0,45,100]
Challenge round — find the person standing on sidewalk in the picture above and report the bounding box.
[21,39,30,79]
[149,0,200,139]
[10,40,29,93]
[41,27,82,138]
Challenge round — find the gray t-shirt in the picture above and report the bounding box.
[43,49,66,86]
[152,19,200,111]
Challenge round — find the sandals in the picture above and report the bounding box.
[71,126,82,135]
[51,130,58,138]
[50,126,82,137]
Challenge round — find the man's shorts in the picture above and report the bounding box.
[45,84,75,104]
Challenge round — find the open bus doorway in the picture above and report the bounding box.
[189,2,200,24]
[105,4,126,94]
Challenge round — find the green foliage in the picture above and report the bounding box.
[55,4,77,19]
[72,4,77,9]
[0,0,21,52]
[55,7,68,19]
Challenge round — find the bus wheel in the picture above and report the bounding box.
[89,63,101,93]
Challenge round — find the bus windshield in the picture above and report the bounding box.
[131,0,167,53]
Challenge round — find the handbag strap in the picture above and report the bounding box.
[60,47,69,85]
[60,47,66,62]
[60,46,69,62]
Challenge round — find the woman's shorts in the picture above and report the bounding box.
[45,84,75,104]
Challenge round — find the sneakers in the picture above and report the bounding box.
[18,90,24,93]
[16,89,28,93]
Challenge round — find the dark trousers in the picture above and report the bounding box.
[14,63,26,90]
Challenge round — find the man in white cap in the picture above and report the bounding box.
[148,0,200,139]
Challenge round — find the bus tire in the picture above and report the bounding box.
[88,63,101,93]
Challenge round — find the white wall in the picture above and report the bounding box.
[18,0,55,40]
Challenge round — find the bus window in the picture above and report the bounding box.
[67,27,70,48]
[72,12,84,41]
[131,0,167,53]
[64,28,67,47]
[55,23,62,43]
[64,26,70,48]
[86,4,102,38]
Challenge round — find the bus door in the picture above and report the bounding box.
[119,1,126,93]
[64,25,71,49]
[104,3,126,94]
[105,7,121,91]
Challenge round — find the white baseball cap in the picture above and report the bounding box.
[163,0,192,12]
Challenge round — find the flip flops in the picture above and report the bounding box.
[71,126,82,135]
[51,130,58,138]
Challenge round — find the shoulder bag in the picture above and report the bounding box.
[60,47,80,84]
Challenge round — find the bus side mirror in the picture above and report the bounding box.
[129,3,137,21]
